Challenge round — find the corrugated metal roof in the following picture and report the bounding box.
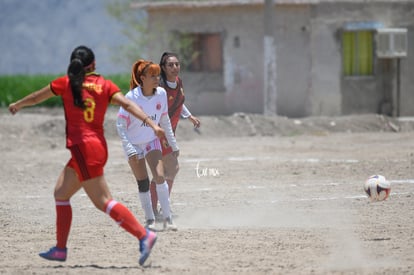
[131,0,413,9]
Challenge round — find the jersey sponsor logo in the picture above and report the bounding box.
[141,114,157,127]
[156,102,162,110]
[82,83,103,94]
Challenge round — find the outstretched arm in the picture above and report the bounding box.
[111,92,165,139]
[9,85,55,114]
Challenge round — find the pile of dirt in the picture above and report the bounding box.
[171,113,412,141]
[3,107,413,141]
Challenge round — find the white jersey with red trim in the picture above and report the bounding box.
[117,86,168,145]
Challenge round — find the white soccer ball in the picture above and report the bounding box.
[364,175,391,202]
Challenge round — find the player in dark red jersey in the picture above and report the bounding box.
[149,52,201,217]
[8,45,160,266]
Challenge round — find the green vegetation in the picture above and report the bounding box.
[0,74,130,107]
[107,74,131,92]
[106,0,197,69]
[106,0,149,67]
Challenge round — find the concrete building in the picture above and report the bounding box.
[132,0,413,117]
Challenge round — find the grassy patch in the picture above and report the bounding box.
[0,74,130,107]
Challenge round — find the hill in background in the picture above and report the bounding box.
[0,0,129,75]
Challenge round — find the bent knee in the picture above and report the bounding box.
[165,164,179,180]
[137,178,150,192]
[153,175,165,184]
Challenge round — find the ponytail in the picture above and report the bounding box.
[130,60,142,90]
[68,45,95,109]
[67,58,86,109]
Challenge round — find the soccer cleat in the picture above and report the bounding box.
[153,209,163,222]
[39,246,67,262]
[159,208,178,219]
[139,229,157,266]
[145,219,156,231]
[163,217,178,231]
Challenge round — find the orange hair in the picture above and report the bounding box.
[130,59,161,90]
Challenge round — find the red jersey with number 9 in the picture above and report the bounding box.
[50,73,120,147]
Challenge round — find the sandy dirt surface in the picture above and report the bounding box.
[1,107,414,274]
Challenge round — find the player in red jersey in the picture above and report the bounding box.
[8,45,160,266]
[150,52,201,217]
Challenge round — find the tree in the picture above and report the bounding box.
[106,0,216,68]
[106,0,148,67]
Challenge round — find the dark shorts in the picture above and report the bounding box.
[67,136,108,182]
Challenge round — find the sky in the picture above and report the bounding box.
[0,0,130,75]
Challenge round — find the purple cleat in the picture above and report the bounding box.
[139,229,157,266]
[39,247,67,262]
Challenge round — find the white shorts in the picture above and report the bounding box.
[125,138,162,159]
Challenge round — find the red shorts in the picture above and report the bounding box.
[159,135,173,156]
[66,136,108,182]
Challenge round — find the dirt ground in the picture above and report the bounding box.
[1,107,414,274]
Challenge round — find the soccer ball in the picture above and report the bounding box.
[364,175,391,202]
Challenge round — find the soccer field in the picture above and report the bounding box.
[1,108,414,274]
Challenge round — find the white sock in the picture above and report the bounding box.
[156,181,171,219]
[138,191,155,220]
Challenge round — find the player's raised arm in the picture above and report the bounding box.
[111,92,165,139]
[9,85,55,114]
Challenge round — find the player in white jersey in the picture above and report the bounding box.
[117,60,178,231]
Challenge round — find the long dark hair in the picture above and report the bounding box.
[159,52,179,84]
[67,45,95,109]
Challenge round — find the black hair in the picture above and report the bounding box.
[159,52,179,84]
[67,45,95,109]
